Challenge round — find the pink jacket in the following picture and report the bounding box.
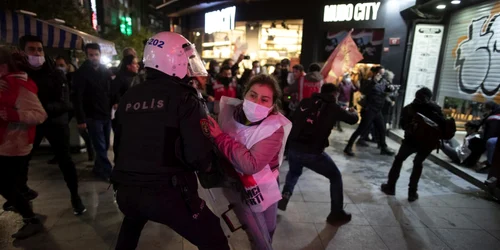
[214,126,284,175]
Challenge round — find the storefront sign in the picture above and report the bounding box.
[389,37,400,45]
[404,24,444,106]
[205,6,236,34]
[324,2,381,22]
[90,0,98,31]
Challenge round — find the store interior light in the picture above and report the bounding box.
[451,0,460,4]
[436,4,446,9]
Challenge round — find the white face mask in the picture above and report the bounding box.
[242,99,272,123]
[28,55,45,68]
[213,66,220,74]
[57,66,67,74]
[254,67,260,74]
[344,77,351,84]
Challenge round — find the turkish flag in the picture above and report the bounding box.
[321,31,364,83]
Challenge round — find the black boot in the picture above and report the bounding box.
[356,139,369,147]
[326,210,352,226]
[11,217,43,239]
[381,183,395,195]
[380,147,395,156]
[344,146,355,157]
[278,192,291,211]
[408,190,419,202]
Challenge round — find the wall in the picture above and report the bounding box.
[181,0,415,85]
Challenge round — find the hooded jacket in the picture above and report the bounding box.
[483,107,500,141]
[288,71,323,101]
[0,72,47,156]
[400,99,445,144]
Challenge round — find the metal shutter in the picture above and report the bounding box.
[437,0,500,104]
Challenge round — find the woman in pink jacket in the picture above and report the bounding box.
[207,74,292,249]
[0,48,47,239]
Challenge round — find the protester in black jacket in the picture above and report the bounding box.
[441,120,484,167]
[381,87,445,202]
[73,43,114,181]
[14,35,86,215]
[280,84,359,226]
[344,66,395,156]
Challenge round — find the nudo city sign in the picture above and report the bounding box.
[324,2,381,22]
[205,6,236,34]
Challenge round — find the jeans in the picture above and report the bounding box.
[24,123,79,197]
[486,137,498,164]
[283,148,344,213]
[86,118,112,178]
[387,141,433,192]
[115,174,229,250]
[347,110,387,150]
[441,139,461,164]
[0,155,36,219]
[223,186,277,250]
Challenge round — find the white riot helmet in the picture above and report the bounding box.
[143,32,207,79]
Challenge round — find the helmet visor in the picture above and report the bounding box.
[184,44,208,77]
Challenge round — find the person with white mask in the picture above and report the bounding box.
[12,35,86,216]
[207,74,292,250]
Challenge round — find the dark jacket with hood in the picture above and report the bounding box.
[24,58,72,125]
[288,93,359,154]
[73,60,114,124]
[400,99,445,144]
[361,78,391,113]
[483,105,500,141]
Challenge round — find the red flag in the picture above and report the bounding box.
[321,31,364,83]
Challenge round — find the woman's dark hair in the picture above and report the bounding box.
[244,74,283,112]
[222,58,232,67]
[292,64,304,72]
[208,59,218,71]
[371,66,384,74]
[0,47,18,72]
[119,55,136,72]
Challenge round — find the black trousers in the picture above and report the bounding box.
[347,110,387,149]
[115,174,229,250]
[0,156,35,219]
[21,123,79,197]
[387,140,433,192]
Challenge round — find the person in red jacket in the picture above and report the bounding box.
[213,65,237,113]
[0,48,47,239]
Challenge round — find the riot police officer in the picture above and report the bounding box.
[111,32,229,250]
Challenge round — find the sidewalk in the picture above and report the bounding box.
[1,127,500,250]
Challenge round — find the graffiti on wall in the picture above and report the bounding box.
[454,3,500,98]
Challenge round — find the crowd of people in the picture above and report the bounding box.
[0,31,498,250]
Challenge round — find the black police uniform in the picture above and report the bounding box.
[112,69,229,250]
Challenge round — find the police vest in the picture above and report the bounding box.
[213,79,237,101]
[112,78,202,186]
[298,76,323,101]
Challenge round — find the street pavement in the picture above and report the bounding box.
[1,126,500,250]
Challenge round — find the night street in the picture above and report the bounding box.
[1,127,499,250]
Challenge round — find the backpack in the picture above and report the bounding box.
[295,98,326,144]
[441,117,457,140]
[406,106,441,150]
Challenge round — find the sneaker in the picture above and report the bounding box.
[380,147,395,156]
[326,210,352,226]
[381,183,395,195]
[11,217,43,239]
[343,148,355,157]
[278,192,291,211]
[71,196,87,216]
[408,192,419,202]
[356,140,369,147]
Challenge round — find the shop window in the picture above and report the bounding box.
[443,97,485,129]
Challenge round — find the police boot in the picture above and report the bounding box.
[11,216,43,240]
[278,192,291,211]
[380,147,395,156]
[344,146,355,157]
[408,189,419,202]
[381,183,395,196]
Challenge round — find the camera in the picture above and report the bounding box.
[243,55,251,60]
